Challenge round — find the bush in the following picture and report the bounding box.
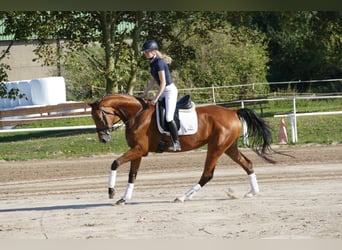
[176,24,270,102]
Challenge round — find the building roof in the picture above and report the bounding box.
[0,18,134,42]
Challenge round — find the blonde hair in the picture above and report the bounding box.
[155,50,172,64]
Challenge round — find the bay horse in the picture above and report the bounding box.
[89,93,274,205]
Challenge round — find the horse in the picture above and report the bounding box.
[89,93,274,205]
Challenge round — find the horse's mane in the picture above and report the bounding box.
[134,96,149,110]
[93,94,147,108]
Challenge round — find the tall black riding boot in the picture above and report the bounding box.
[167,120,181,151]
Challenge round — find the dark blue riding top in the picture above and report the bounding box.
[150,56,172,86]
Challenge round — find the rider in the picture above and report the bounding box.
[139,39,181,151]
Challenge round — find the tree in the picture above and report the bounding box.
[246,11,342,92]
[1,11,126,96]
[3,11,342,99]
[177,22,270,101]
[58,11,230,96]
[0,12,30,99]
[1,11,188,96]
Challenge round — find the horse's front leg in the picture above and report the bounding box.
[107,146,145,200]
[115,157,142,205]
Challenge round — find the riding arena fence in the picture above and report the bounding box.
[0,102,94,132]
[1,78,342,144]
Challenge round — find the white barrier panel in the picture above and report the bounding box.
[30,77,66,105]
[8,81,19,107]
[18,80,33,106]
[1,77,67,129]
[0,80,33,109]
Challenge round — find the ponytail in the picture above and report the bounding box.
[155,50,172,64]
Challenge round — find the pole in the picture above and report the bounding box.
[292,97,298,142]
[211,84,216,104]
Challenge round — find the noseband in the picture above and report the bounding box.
[96,108,121,134]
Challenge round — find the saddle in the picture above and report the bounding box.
[156,94,198,136]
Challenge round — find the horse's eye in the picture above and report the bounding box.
[93,112,102,121]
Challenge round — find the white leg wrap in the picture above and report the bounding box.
[108,170,117,188]
[184,183,201,200]
[248,173,259,194]
[122,183,134,201]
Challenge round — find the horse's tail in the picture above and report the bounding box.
[237,108,275,163]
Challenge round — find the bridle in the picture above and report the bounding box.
[95,108,122,134]
[95,96,148,135]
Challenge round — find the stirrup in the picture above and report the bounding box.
[168,141,181,151]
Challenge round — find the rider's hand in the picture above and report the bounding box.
[150,99,157,105]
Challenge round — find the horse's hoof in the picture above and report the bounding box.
[108,188,115,199]
[244,191,258,198]
[226,188,239,199]
[115,198,126,206]
[174,197,185,203]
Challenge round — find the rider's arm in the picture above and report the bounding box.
[140,77,156,99]
[151,70,166,104]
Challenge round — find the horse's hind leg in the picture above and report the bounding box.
[175,146,223,202]
[225,141,260,197]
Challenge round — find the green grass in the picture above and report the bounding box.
[0,128,129,161]
[1,99,341,161]
[296,115,342,144]
[266,115,342,145]
[0,116,130,161]
[247,97,342,117]
[265,98,342,144]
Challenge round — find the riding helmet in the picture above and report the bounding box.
[141,40,159,51]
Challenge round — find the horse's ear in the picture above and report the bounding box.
[135,96,149,110]
[86,101,95,108]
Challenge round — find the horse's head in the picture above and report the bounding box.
[88,94,148,143]
[88,100,118,143]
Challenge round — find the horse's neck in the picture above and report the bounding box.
[106,95,142,121]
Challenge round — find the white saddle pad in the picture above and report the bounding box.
[156,102,198,136]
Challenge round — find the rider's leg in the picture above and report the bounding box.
[164,84,181,151]
[167,120,181,151]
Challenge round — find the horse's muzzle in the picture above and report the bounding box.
[99,133,111,143]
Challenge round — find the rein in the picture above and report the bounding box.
[96,108,122,133]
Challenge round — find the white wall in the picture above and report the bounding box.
[0,77,66,109]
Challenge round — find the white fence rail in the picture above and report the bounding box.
[271,95,342,143]
[274,111,342,143]
[223,95,342,145]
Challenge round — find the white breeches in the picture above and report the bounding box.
[160,83,178,122]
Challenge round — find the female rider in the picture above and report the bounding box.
[139,39,181,151]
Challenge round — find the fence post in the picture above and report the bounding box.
[289,115,296,143]
[292,97,298,142]
[211,84,216,104]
